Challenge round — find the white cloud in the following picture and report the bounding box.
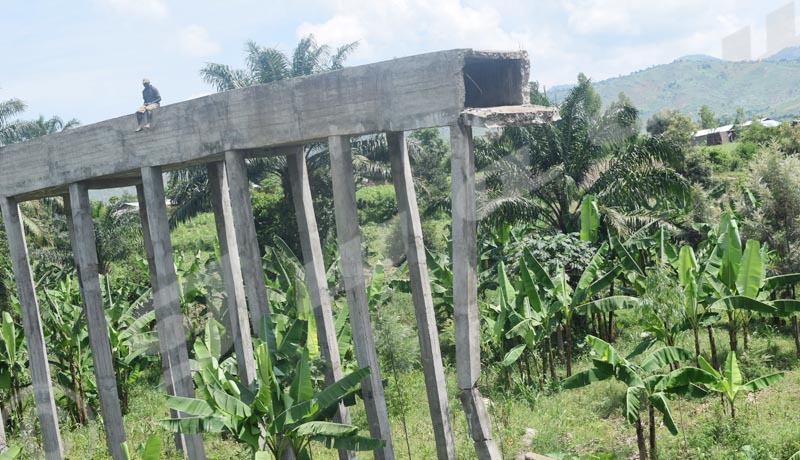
[564,0,637,35]
[177,25,221,58]
[98,0,168,18]
[296,0,543,64]
[294,0,799,87]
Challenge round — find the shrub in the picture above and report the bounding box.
[251,177,299,256]
[356,184,397,224]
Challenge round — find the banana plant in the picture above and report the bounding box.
[705,225,777,352]
[163,318,383,459]
[487,261,545,386]
[0,444,21,460]
[692,353,784,419]
[121,435,161,460]
[563,336,697,460]
[523,245,637,376]
[0,311,27,434]
[103,275,159,413]
[675,246,702,360]
[40,276,95,425]
[424,248,454,325]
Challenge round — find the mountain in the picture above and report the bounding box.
[547,57,800,124]
[766,46,800,61]
[675,54,722,62]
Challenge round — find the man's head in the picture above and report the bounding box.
[142,78,151,87]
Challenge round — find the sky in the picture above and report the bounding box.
[2,0,798,126]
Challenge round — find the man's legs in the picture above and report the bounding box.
[143,103,158,129]
[135,106,147,131]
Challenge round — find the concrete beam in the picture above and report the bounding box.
[207,162,257,386]
[139,167,207,460]
[450,124,500,460]
[0,197,64,460]
[387,131,456,460]
[328,135,394,460]
[0,50,530,200]
[66,183,127,460]
[224,151,270,332]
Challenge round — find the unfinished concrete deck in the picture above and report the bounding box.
[0,49,554,201]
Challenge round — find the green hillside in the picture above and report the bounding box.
[548,59,800,123]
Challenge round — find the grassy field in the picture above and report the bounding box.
[10,314,793,460]
[6,217,800,460]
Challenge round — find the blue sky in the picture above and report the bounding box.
[2,0,798,126]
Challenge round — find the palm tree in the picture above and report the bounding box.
[200,35,358,90]
[477,75,690,238]
[11,115,79,142]
[0,97,29,146]
[167,35,359,226]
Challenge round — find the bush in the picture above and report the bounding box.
[170,212,218,255]
[251,177,298,256]
[356,184,397,224]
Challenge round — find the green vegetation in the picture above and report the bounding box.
[4,60,800,460]
[549,60,800,124]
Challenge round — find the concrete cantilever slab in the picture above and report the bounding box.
[0,49,530,201]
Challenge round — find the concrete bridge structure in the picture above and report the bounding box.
[0,49,558,460]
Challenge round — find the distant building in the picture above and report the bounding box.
[692,118,781,146]
[766,2,797,56]
[722,26,752,61]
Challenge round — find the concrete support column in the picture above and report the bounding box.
[286,147,355,460]
[328,135,394,460]
[139,167,207,460]
[224,151,270,333]
[66,183,127,460]
[135,185,186,452]
[207,162,257,385]
[387,131,457,460]
[0,409,6,453]
[449,124,501,460]
[0,197,64,460]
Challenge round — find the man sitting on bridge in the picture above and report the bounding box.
[135,78,161,132]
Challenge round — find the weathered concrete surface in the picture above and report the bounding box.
[286,148,355,460]
[460,105,560,128]
[451,124,501,460]
[140,167,207,460]
[388,131,456,460]
[135,184,186,452]
[329,135,394,460]
[224,150,271,332]
[67,183,127,460]
[207,162,257,386]
[0,197,64,460]
[0,49,529,201]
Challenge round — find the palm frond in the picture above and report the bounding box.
[329,41,360,70]
[199,63,252,91]
[0,98,26,124]
[246,41,290,84]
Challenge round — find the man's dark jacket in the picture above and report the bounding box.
[143,85,161,105]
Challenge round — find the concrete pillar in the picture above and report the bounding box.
[224,151,270,333]
[0,196,64,460]
[449,124,501,460]
[387,131,457,460]
[0,409,5,453]
[66,183,127,460]
[328,135,394,460]
[139,167,207,460]
[207,162,257,385]
[286,147,355,460]
[135,185,186,452]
